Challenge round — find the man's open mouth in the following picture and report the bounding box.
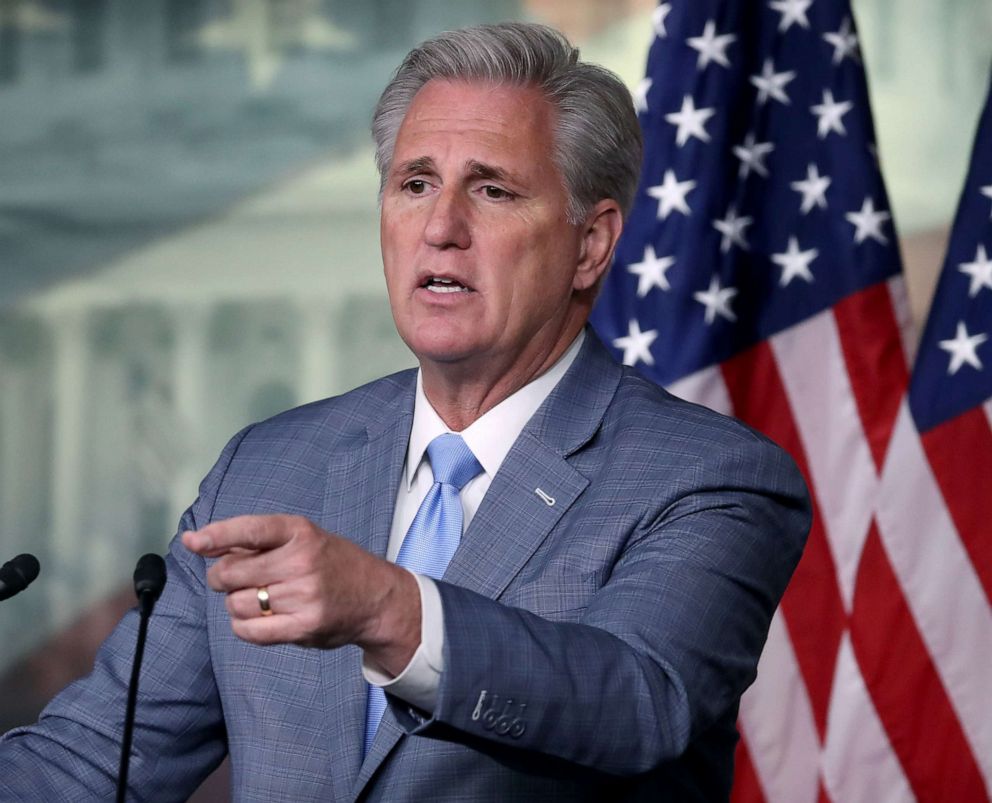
[423,277,472,293]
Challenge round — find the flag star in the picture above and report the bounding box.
[811,90,854,138]
[733,133,775,179]
[845,196,891,245]
[750,59,797,106]
[981,185,992,219]
[693,275,738,324]
[687,19,737,70]
[769,0,813,32]
[713,205,753,252]
[633,77,652,114]
[653,3,672,38]
[613,319,658,366]
[646,170,697,219]
[959,244,992,297]
[772,237,818,285]
[628,245,675,297]
[938,321,988,375]
[665,95,716,146]
[823,16,860,64]
[791,163,831,213]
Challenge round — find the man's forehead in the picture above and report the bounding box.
[389,79,558,177]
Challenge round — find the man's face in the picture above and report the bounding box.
[380,79,591,386]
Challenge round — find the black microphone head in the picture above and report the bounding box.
[10,554,40,586]
[0,554,41,601]
[133,553,167,603]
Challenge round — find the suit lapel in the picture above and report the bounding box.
[445,330,621,598]
[444,434,588,596]
[314,374,414,800]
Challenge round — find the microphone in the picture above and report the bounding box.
[117,553,167,803]
[0,554,41,601]
[133,553,167,616]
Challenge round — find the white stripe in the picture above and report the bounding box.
[983,398,992,434]
[666,365,732,416]
[739,611,822,803]
[886,275,916,369]
[877,402,992,789]
[771,312,879,610]
[821,634,914,803]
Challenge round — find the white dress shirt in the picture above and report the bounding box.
[362,332,585,711]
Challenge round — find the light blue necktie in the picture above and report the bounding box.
[363,433,482,755]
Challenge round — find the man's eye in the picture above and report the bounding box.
[404,180,428,195]
[482,185,511,200]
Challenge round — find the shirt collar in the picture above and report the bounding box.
[404,331,585,488]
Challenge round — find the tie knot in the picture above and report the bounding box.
[427,433,482,491]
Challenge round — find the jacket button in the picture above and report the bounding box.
[494,714,514,735]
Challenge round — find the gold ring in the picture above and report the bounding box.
[257,586,273,616]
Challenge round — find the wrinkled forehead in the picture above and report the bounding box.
[392,79,561,172]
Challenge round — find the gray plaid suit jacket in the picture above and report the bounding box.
[0,330,810,801]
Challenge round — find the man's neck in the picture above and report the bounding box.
[419,327,585,431]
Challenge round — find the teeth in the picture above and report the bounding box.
[425,276,469,293]
[426,284,468,293]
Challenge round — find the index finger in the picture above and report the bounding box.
[182,514,299,557]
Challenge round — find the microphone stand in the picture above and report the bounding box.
[116,554,166,803]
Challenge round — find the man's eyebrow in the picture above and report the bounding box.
[466,160,516,184]
[394,156,437,176]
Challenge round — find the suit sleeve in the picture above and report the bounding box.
[0,427,253,801]
[404,431,811,776]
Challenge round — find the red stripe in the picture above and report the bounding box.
[851,524,989,802]
[920,406,992,606]
[723,342,847,739]
[832,283,910,472]
[730,733,767,803]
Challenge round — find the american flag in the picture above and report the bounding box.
[866,72,992,799]
[591,1,991,799]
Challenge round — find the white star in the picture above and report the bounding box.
[713,205,753,253]
[811,90,854,138]
[845,196,891,245]
[790,163,831,214]
[613,319,658,366]
[633,77,652,114]
[769,0,813,32]
[750,59,797,106]
[823,16,860,64]
[938,321,988,375]
[981,185,992,219]
[646,170,697,219]
[665,95,716,146]
[959,244,992,297]
[772,237,818,286]
[687,19,737,70]
[733,133,775,179]
[627,245,675,297]
[694,275,738,324]
[653,3,673,38]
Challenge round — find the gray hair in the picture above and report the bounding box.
[371,22,643,224]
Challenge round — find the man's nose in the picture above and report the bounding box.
[423,189,471,249]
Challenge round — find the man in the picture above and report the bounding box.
[0,22,810,801]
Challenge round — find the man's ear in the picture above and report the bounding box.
[574,199,624,292]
